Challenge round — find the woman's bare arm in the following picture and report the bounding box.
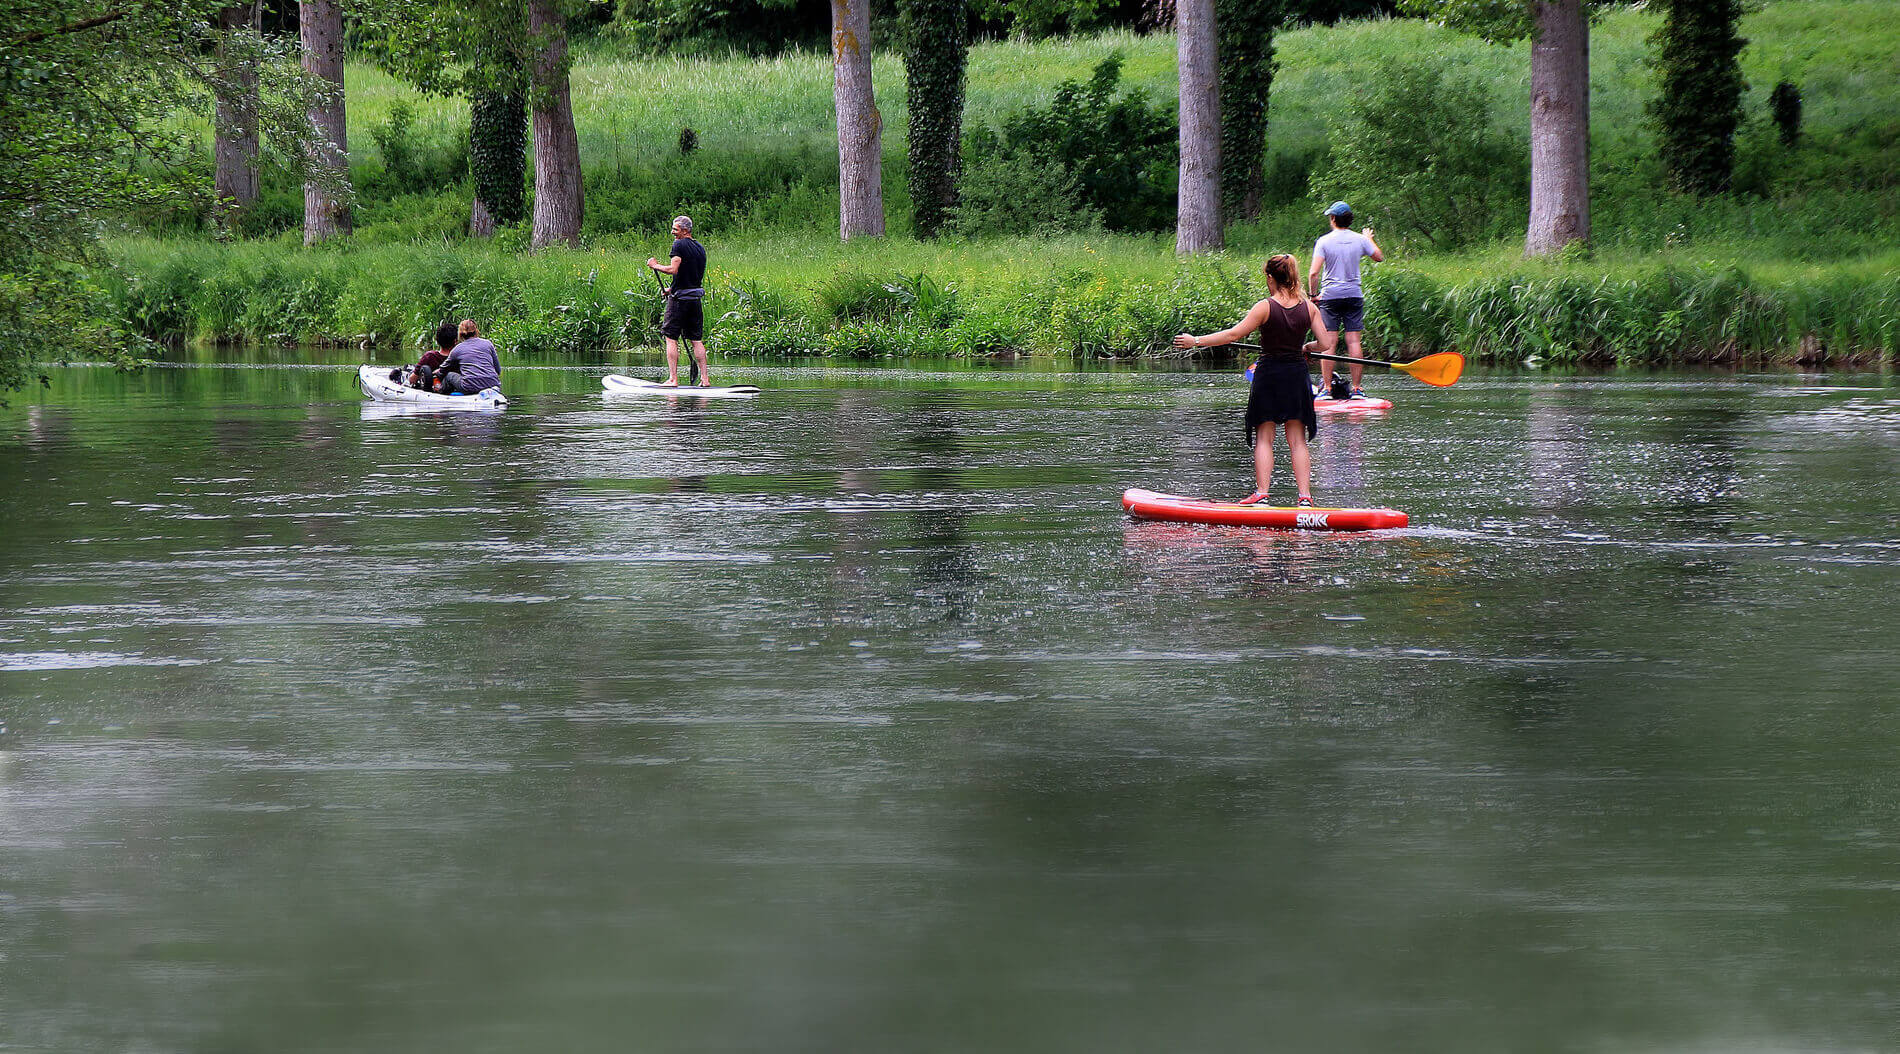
[1173,300,1274,350]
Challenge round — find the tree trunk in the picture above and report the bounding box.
[1525,0,1589,256]
[1175,0,1221,253]
[212,3,260,226]
[299,0,349,245]
[529,0,583,250]
[831,0,884,240]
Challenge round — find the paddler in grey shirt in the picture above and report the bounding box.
[1307,201,1384,400]
[647,215,713,388]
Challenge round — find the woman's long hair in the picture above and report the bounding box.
[1263,253,1305,301]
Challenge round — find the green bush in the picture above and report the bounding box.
[960,53,1175,234]
[1308,59,1527,251]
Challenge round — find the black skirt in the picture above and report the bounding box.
[1243,355,1316,444]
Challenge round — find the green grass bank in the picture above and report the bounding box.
[108,235,1900,365]
[108,1,1900,365]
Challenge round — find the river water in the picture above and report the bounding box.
[3,360,1897,1053]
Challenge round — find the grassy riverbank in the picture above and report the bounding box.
[108,236,1900,365]
[104,1,1900,365]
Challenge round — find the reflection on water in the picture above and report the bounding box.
[2,364,1898,1054]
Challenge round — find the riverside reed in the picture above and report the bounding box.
[108,236,1900,364]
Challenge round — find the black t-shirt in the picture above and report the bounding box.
[670,237,707,290]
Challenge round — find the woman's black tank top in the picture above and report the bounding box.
[1256,298,1311,358]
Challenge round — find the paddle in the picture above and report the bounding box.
[1231,342,1464,387]
[650,266,701,386]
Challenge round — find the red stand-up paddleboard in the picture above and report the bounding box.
[1121,488,1408,531]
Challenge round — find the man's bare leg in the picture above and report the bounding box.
[663,336,681,386]
[1344,331,1365,389]
[690,340,711,386]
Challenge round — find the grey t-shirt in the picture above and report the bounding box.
[1313,229,1376,300]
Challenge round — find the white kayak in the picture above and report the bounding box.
[359,365,506,409]
[602,374,760,399]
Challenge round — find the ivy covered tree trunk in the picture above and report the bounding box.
[1217,0,1276,222]
[1526,0,1588,256]
[528,0,583,249]
[213,4,260,225]
[902,0,967,239]
[1176,0,1222,253]
[831,0,884,240]
[469,88,527,236]
[1649,0,1746,195]
[300,0,350,245]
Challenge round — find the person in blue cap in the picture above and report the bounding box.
[1307,201,1384,400]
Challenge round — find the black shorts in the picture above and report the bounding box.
[1317,296,1366,334]
[662,297,704,341]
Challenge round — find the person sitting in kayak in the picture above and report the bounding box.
[401,321,458,391]
[1173,253,1337,507]
[439,319,502,395]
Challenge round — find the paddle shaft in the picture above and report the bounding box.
[1230,341,1398,369]
[651,266,700,385]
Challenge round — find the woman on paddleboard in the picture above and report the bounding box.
[1173,253,1337,507]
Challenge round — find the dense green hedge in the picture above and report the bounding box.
[106,239,1900,364]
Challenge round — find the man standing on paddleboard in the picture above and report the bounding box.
[647,215,713,388]
[1308,202,1384,401]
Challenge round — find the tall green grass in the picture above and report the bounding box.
[106,234,1900,364]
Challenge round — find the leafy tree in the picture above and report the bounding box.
[1,0,317,391]
[1648,0,1746,196]
[529,0,584,247]
[356,0,532,234]
[1398,0,1609,256]
[901,0,968,238]
[1310,60,1525,249]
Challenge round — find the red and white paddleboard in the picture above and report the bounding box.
[1121,488,1408,531]
[1240,366,1392,413]
[1314,394,1393,414]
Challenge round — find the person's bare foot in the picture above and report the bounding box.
[660,379,679,387]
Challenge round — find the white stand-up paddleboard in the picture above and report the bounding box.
[359,365,507,409]
[602,374,760,399]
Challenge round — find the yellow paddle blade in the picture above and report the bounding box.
[1392,351,1464,387]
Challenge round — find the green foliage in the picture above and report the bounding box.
[1308,60,1525,250]
[471,89,529,225]
[101,235,1900,365]
[610,0,823,54]
[902,0,969,239]
[0,0,320,390]
[1769,80,1802,148]
[948,147,1101,238]
[1649,0,1748,196]
[960,54,1175,234]
[1217,0,1279,222]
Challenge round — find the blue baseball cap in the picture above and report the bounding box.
[1324,201,1352,217]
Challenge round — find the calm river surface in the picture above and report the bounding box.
[3,358,1897,1053]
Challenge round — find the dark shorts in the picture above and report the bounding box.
[1317,296,1366,334]
[662,297,704,341]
